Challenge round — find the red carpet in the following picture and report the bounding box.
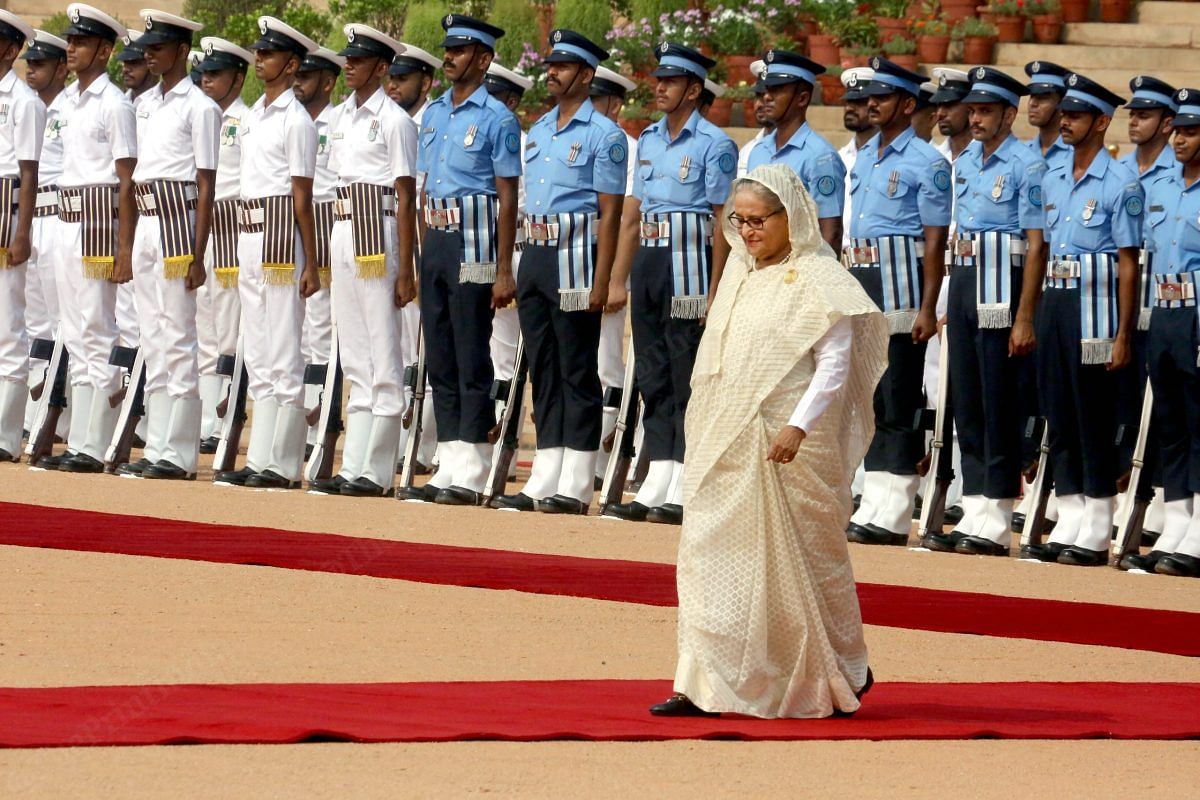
[2,502,1198,656]
[1,680,1197,748]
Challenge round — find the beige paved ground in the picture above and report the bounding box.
[1,461,1198,797]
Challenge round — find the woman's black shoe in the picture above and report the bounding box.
[649,693,719,717]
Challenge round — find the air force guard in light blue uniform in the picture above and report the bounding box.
[491,30,626,515]
[745,49,844,251]
[1024,61,1072,169]
[602,43,737,525]
[844,57,952,546]
[405,15,522,506]
[921,67,1047,556]
[1136,89,1200,578]
[1024,73,1144,567]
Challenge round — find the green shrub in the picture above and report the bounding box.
[554,0,614,47]
[631,0,691,22]
[491,0,542,67]
[402,0,448,54]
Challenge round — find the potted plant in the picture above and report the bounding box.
[1099,0,1133,22]
[710,6,766,84]
[619,103,657,137]
[942,0,981,22]
[954,16,998,64]
[1060,0,1088,22]
[912,15,951,63]
[1025,0,1063,43]
[829,16,881,65]
[724,81,757,126]
[873,0,912,43]
[810,0,854,63]
[817,63,846,105]
[605,17,658,78]
[989,0,1027,42]
[882,34,919,70]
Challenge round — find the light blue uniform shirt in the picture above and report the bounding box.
[849,126,952,238]
[1027,134,1071,172]
[1144,170,1200,274]
[523,99,628,215]
[632,110,738,215]
[1043,148,1144,256]
[1120,143,1178,190]
[746,122,845,219]
[953,134,1047,234]
[417,84,523,198]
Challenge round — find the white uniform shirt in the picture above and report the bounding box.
[328,86,416,189]
[125,87,152,113]
[411,99,428,195]
[838,136,860,250]
[737,128,768,178]
[131,78,220,183]
[0,68,46,179]
[59,74,137,189]
[312,103,337,204]
[238,88,316,201]
[39,88,69,187]
[623,131,636,195]
[214,97,248,203]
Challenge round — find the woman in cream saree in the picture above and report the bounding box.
[653,164,889,719]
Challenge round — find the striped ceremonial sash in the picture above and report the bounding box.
[953,232,1026,329]
[136,180,198,280]
[59,186,118,280]
[847,235,924,334]
[1078,252,1119,365]
[335,184,395,280]
[34,185,58,219]
[241,196,297,285]
[313,200,335,287]
[1137,247,1155,331]
[211,199,240,288]
[640,211,713,319]
[0,177,16,269]
[425,194,499,284]
[525,212,597,312]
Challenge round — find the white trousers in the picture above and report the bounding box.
[54,218,121,394]
[0,263,26,382]
[132,215,199,398]
[24,215,59,347]
[196,244,241,376]
[302,284,332,366]
[490,305,520,383]
[236,229,305,409]
[597,306,626,393]
[330,220,405,418]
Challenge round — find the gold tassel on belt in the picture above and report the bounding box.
[263,263,296,285]
[318,266,332,288]
[82,256,114,280]
[354,254,386,280]
[0,248,10,270]
[215,266,239,288]
[163,254,192,280]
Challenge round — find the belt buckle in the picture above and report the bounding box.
[851,245,878,264]
[1159,282,1186,301]
[334,198,350,217]
[1051,260,1079,279]
[954,239,975,257]
[528,222,556,241]
[640,222,661,239]
[428,208,450,227]
[136,193,156,213]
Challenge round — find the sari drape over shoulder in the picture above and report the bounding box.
[674,164,889,718]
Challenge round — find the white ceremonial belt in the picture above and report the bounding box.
[134,183,198,213]
[952,235,1028,258]
[846,245,879,265]
[60,194,83,214]
[334,195,396,217]
[239,206,265,226]
[1048,259,1081,279]
[524,220,560,241]
[35,188,59,209]
[424,206,461,228]
[1155,281,1195,302]
[640,220,670,240]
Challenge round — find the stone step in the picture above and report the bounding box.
[940,64,1200,97]
[1063,22,1196,47]
[995,42,1187,70]
[1137,0,1200,26]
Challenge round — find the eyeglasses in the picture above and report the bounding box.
[727,209,782,230]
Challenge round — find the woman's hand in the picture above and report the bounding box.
[766,425,806,464]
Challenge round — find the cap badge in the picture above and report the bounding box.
[1068,74,1078,86]
[69,8,80,23]
[1181,89,1190,101]
[204,42,214,55]
[145,16,154,30]
[939,75,947,86]
[444,14,453,26]
[976,67,986,80]
[122,34,132,47]
[1135,76,1144,88]
[660,43,669,53]
[553,30,562,43]
[847,74,857,87]
[259,19,268,35]
[347,28,355,42]
[1031,62,1041,73]
[766,50,775,63]
[871,56,881,69]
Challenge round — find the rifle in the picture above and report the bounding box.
[211,338,249,474]
[598,341,640,516]
[1019,417,1054,549]
[482,334,528,507]
[1112,383,1155,566]
[302,319,343,483]
[25,335,68,465]
[399,328,427,490]
[917,327,953,541]
[104,345,146,472]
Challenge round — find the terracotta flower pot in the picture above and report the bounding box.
[876,16,909,43]
[961,34,996,64]
[724,55,757,86]
[994,14,1026,42]
[741,98,757,127]
[916,34,951,64]
[839,48,870,68]
[1031,13,1063,43]
[1060,0,1089,22]
[890,53,919,71]
[706,97,733,127]
[1099,0,1133,22]
[817,74,845,106]
[808,33,840,65]
[942,0,980,22]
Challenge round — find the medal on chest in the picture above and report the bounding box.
[887,170,900,198]
[318,134,327,155]
[567,142,582,164]
[0,104,10,125]
[679,155,692,181]
[1082,198,1097,222]
[368,119,380,142]
[464,123,478,147]
[992,175,1006,201]
[221,120,239,147]
[46,119,63,140]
